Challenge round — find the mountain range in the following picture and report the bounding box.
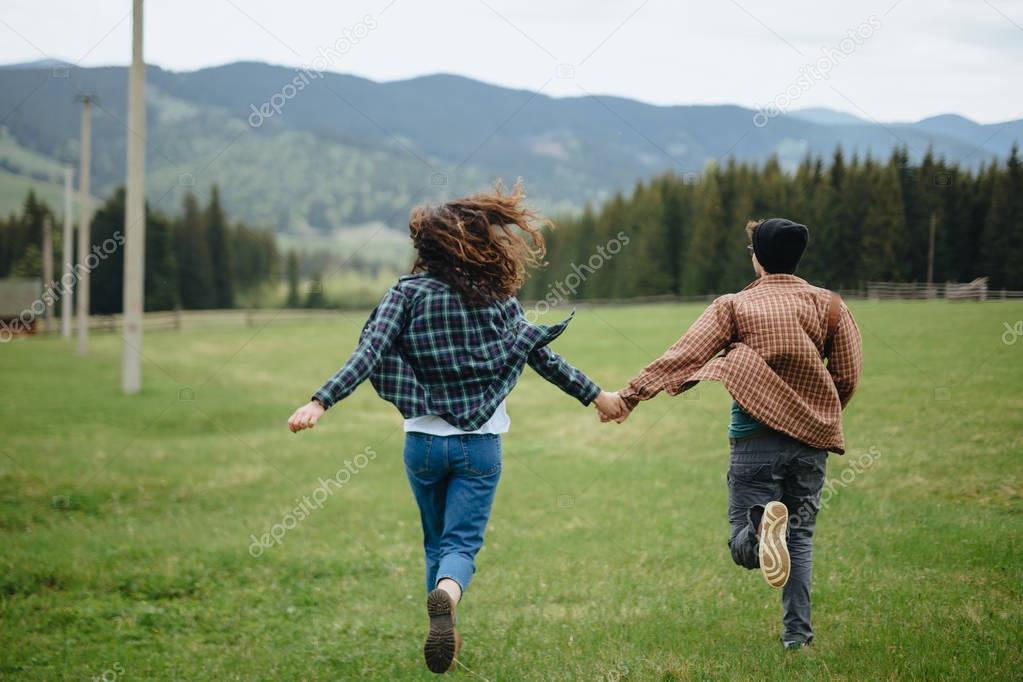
[0,61,1020,242]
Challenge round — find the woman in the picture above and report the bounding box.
[288,183,624,673]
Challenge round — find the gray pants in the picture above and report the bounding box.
[727,431,828,644]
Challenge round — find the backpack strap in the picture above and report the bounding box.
[824,291,842,359]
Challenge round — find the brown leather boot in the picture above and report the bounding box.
[424,588,460,673]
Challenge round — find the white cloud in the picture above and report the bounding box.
[0,0,1020,122]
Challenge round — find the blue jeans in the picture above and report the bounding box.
[727,431,828,644]
[403,432,502,595]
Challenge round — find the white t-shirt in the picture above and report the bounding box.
[403,400,510,436]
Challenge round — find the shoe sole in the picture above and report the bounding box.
[424,588,457,674]
[759,501,790,588]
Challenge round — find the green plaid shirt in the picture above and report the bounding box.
[313,274,600,430]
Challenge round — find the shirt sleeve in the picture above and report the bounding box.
[827,305,863,408]
[312,287,407,409]
[526,344,601,405]
[619,295,736,408]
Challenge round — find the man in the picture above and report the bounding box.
[602,218,863,649]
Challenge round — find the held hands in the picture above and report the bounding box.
[594,390,630,424]
[288,400,326,433]
[292,393,628,432]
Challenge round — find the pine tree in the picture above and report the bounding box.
[832,153,869,289]
[892,146,927,280]
[962,163,996,281]
[629,181,673,296]
[6,191,49,277]
[88,188,126,315]
[11,243,42,278]
[860,160,908,281]
[798,156,832,286]
[206,185,235,309]
[660,176,689,295]
[587,193,627,299]
[305,271,326,308]
[720,160,757,291]
[174,192,215,310]
[286,250,301,308]
[682,166,725,295]
[939,162,973,282]
[981,144,1023,289]
[145,206,178,311]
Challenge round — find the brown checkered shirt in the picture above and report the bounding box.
[620,274,863,453]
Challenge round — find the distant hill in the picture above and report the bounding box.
[0,58,73,71]
[788,107,868,126]
[0,61,1019,236]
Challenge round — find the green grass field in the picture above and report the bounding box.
[2,301,1021,680]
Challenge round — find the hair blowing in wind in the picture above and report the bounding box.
[409,181,548,305]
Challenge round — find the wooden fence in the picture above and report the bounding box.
[36,308,351,335]
[32,281,1023,338]
[864,278,1023,301]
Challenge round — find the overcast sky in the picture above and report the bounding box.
[2,0,1021,123]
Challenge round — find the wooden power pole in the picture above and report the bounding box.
[61,164,73,338]
[122,0,146,394]
[926,211,936,296]
[76,95,92,356]
[42,215,53,332]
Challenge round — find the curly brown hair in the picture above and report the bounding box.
[745,218,765,241]
[409,181,548,306]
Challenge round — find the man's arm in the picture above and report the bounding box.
[619,296,736,408]
[827,306,862,408]
[312,287,407,409]
[526,345,601,405]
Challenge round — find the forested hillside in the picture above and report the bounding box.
[524,146,1023,298]
[1,62,1019,238]
[0,187,279,314]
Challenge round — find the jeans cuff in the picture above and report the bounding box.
[436,553,474,595]
[435,574,465,591]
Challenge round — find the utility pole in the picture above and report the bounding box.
[926,211,936,297]
[122,0,146,394]
[61,164,73,338]
[42,214,53,332]
[76,95,92,356]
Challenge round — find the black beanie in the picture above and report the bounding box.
[752,218,809,274]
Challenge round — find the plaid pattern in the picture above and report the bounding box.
[313,274,600,430]
[620,274,863,453]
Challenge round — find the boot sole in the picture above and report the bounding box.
[759,501,790,588]
[424,588,457,674]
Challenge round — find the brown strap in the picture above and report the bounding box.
[824,291,842,359]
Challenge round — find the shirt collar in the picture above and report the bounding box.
[741,273,808,291]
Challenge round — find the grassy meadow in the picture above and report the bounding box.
[1,300,1021,680]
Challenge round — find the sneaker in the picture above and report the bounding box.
[758,501,790,588]
[424,588,460,673]
[783,640,811,651]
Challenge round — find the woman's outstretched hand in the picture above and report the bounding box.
[288,400,326,433]
[594,390,630,424]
